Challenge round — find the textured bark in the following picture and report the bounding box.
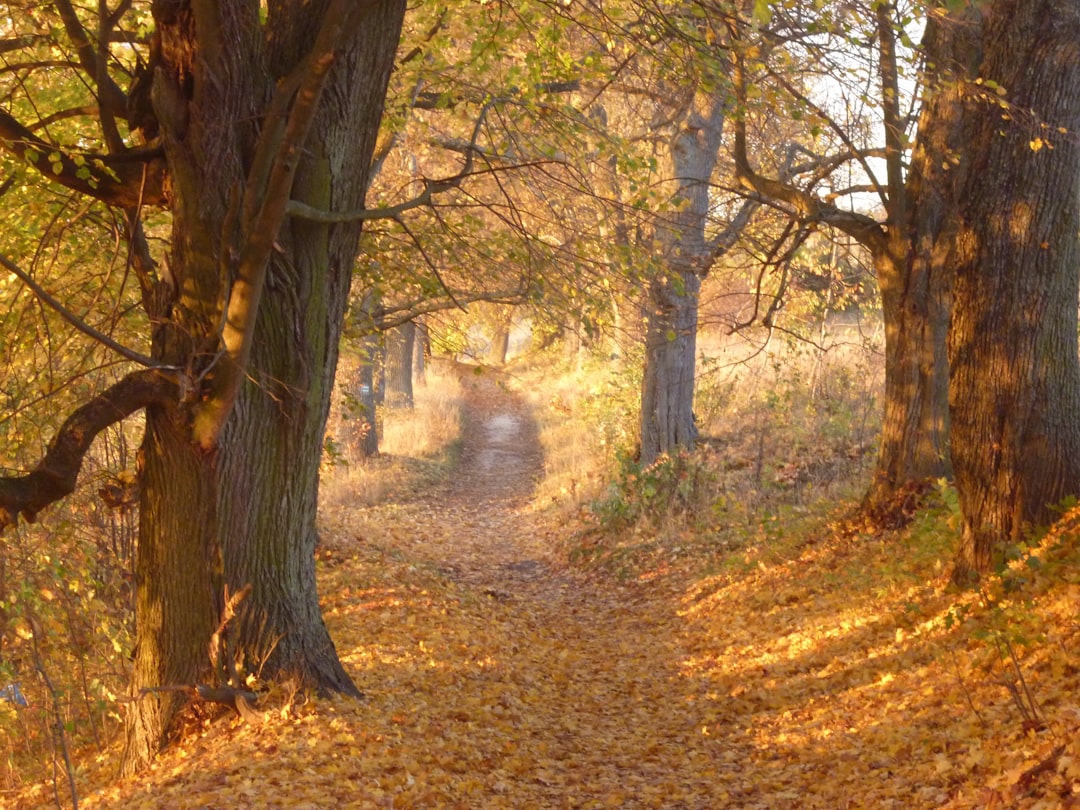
[861,7,981,513]
[122,0,406,772]
[122,404,220,774]
[639,89,727,466]
[948,0,1080,581]
[640,270,702,466]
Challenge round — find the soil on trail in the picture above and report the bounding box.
[28,367,1069,809]
[325,371,751,808]
[66,369,956,810]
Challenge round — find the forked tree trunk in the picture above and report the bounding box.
[948,0,1080,581]
[123,0,405,772]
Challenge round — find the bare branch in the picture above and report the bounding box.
[731,51,885,252]
[52,0,128,120]
[0,251,167,368]
[0,368,179,530]
[289,93,499,225]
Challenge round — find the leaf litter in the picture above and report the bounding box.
[16,373,1080,809]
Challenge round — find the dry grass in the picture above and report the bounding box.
[511,355,629,511]
[508,326,883,535]
[320,361,465,511]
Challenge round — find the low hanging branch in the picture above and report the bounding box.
[0,109,167,207]
[0,368,179,531]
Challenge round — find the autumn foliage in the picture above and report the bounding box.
[6,359,1080,809]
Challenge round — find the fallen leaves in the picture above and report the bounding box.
[12,378,1080,809]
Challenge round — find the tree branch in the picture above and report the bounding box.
[52,0,129,121]
[731,50,885,252]
[0,108,167,206]
[0,251,167,368]
[288,93,498,225]
[0,368,179,530]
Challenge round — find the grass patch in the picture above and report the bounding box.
[320,364,465,511]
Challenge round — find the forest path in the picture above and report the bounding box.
[69,367,975,810]
[331,369,744,807]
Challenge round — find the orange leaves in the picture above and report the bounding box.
[18,375,1080,809]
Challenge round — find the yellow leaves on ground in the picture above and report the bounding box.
[14,380,1080,809]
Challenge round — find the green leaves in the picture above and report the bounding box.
[752,0,774,27]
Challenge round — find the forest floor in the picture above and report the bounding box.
[18,368,1080,809]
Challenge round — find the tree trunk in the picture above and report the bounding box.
[640,269,701,465]
[413,319,428,385]
[865,248,950,510]
[487,307,513,366]
[638,89,727,466]
[355,345,380,458]
[123,0,406,772]
[861,7,980,514]
[384,322,416,408]
[123,405,220,773]
[948,0,1080,581]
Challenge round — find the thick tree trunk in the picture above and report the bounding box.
[861,6,981,515]
[865,248,950,511]
[123,405,220,774]
[948,0,1080,581]
[123,0,406,772]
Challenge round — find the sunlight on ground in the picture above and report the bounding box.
[11,361,1080,809]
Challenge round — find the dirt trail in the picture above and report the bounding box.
[353,372,746,808]
[65,371,767,809]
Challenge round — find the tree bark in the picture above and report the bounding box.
[413,319,428,385]
[487,307,513,367]
[384,322,416,408]
[123,404,220,773]
[861,6,981,514]
[122,0,406,772]
[947,0,1080,581]
[639,88,727,466]
[640,269,701,465]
